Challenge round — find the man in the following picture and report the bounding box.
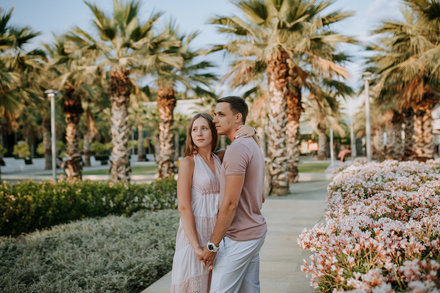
[202,96,267,293]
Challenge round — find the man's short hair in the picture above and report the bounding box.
[217,96,248,124]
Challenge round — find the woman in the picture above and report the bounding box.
[170,113,255,292]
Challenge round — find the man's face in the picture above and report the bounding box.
[213,102,238,135]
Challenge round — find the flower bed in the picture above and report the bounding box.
[0,177,177,236]
[298,160,440,292]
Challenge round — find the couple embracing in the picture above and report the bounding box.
[170,96,267,293]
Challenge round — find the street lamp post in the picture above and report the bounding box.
[45,89,57,182]
[131,128,135,157]
[350,119,357,158]
[330,128,334,166]
[362,72,372,161]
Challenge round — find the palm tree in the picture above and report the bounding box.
[368,3,440,160]
[128,97,151,161]
[0,7,42,176]
[152,24,217,178]
[302,89,348,160]
[211,0,354,194]
[44,35,102,179]
[68,0,181,181]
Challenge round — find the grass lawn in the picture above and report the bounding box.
[82,164,157,175]
[298,161,330,173]
[46,160,328,175]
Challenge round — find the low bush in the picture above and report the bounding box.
[298,160,440,292]
[0,177,177,236]
[0,209,179,293]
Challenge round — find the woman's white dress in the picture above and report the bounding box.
[170,154,222,293]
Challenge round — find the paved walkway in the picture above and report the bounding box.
[143,172,331,293]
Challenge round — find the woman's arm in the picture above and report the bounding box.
[177,157,204,259]
[235,125,259,144]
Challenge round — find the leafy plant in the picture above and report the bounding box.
[90,141,112,154]
[36,141,66,155]
[0,209,179,292]
[12,141,30,158]
[0,177,177,236]
[0,146,6,156]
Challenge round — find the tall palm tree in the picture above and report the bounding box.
[211,0,354,194]
[128,97,151,161]
[68,0,181,181]
[369,4,440,160]
[152,24,217,178]
[0,7,42,177]
[44,35,101,179]
[0,7,39,116]
[302,87,348,160]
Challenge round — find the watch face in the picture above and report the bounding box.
[208,244,214,251]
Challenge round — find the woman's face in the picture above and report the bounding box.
[191,117,213,150]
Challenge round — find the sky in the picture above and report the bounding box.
[2,0,404,115]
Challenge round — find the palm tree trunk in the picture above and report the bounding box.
[257,126,266,156]
[373,128,385,161]
[411,99,435,161]
[83,131,92,167]
[384,121,393,160]
[157,86,177,179]
[154,132,160,163]
[266,49,289,196]
[109,68,132,181]
[412,110,424,160]
[403,109,415,160]
[317,122,327,160]
[390,112,403,160]
[286,120,300,183]
[421,106,434,159]
[63,86,83,179]
[286,63,303,183]
[137,124,145,161]
[42,118,52,170]
[390,122,403,160]
[174,131,180,160]
[83,108,96,167]
[0,125,3,180]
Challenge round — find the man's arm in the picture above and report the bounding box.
[201,174,245,266]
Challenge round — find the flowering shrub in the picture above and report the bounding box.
[0,177,177,236]
[298,160,440,292]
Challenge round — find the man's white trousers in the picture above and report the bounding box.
[210,235,266,293]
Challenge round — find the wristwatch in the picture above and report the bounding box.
[207,241,219,252]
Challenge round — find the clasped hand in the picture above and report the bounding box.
[202,247,217,269]
[194,246,217,269]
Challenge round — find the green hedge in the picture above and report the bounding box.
[0,178,177,236]
[0,209,179,293]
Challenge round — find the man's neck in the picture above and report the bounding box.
[226,123,243,141]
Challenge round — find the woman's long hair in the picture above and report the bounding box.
[184,113,218,156]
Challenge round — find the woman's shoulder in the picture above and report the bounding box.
[179,155,195,170]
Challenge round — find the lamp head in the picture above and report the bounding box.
[362,72,372,81]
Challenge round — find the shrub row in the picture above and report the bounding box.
[0,209,180,293]
[0,177,177,236]
[298,159,440,292]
